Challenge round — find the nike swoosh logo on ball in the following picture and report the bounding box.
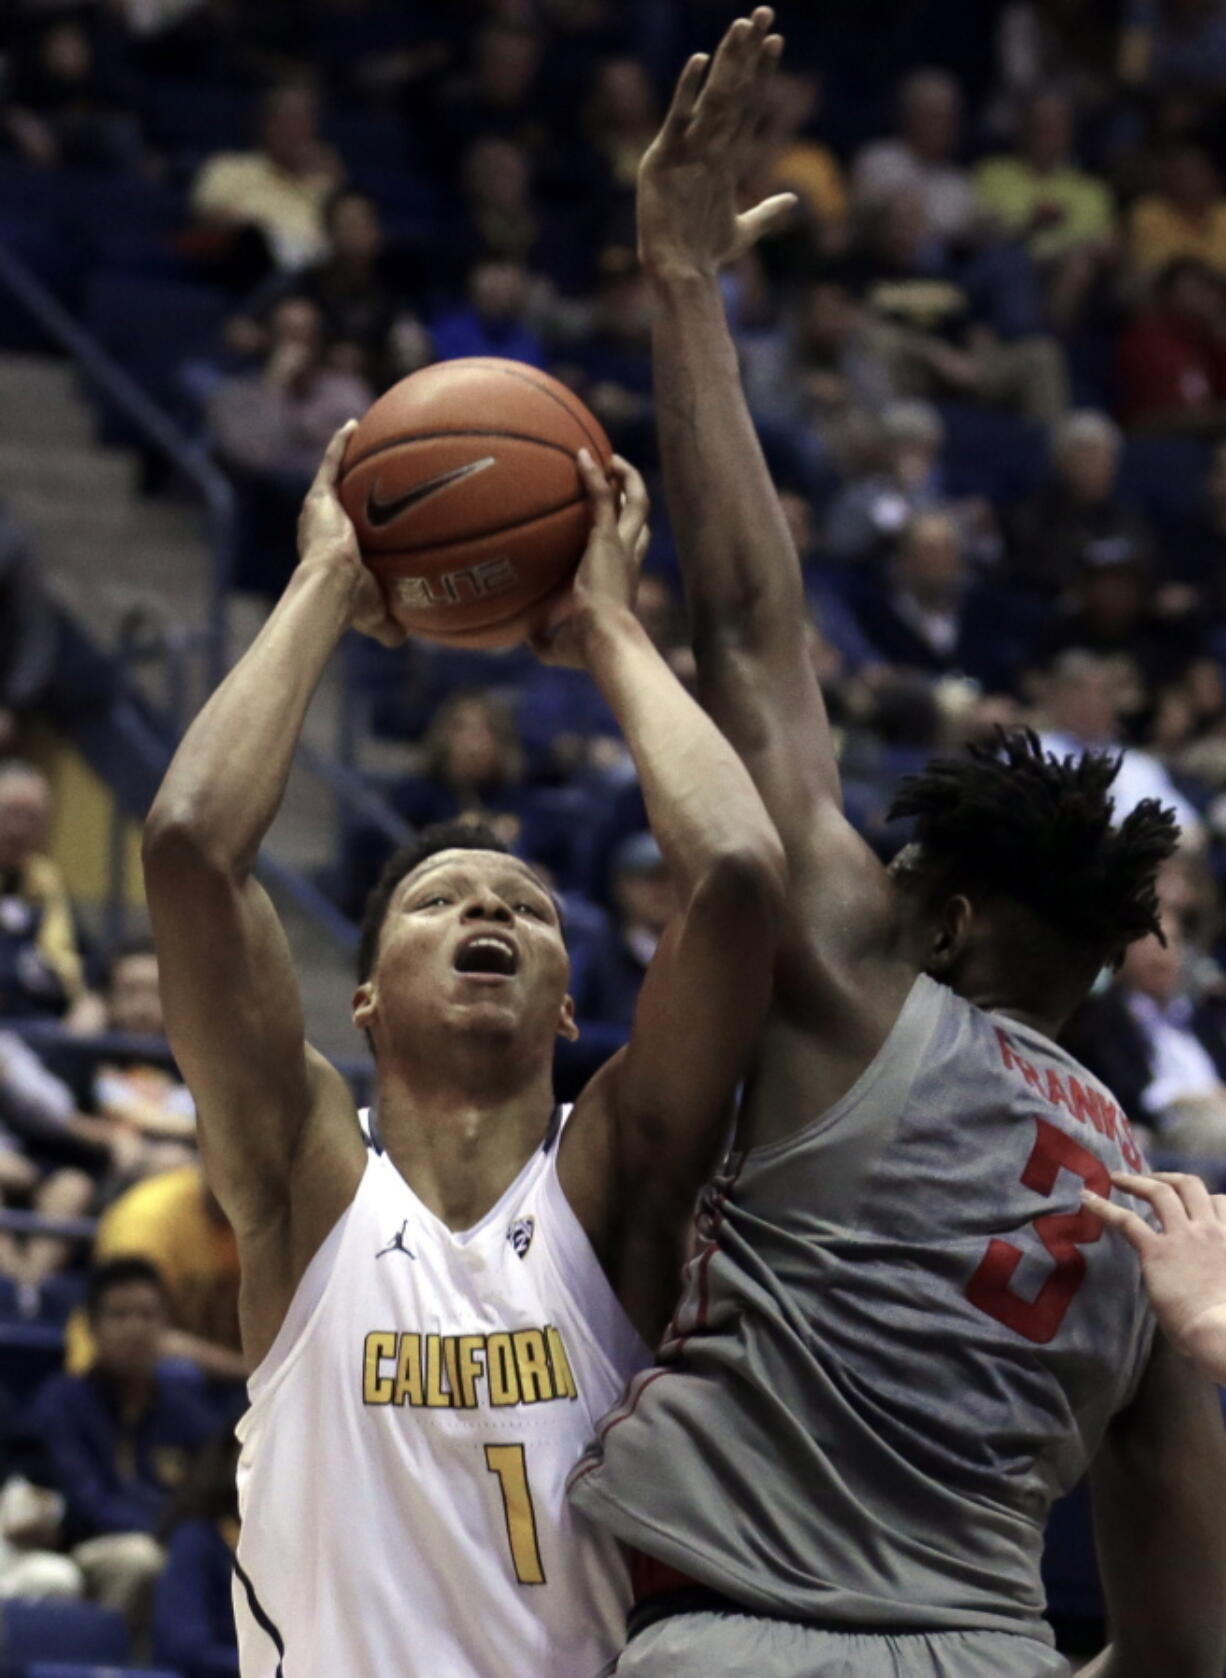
[364,455,497,528]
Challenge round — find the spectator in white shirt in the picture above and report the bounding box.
[852,69,978,242]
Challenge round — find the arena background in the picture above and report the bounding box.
[1,0,1225,1669]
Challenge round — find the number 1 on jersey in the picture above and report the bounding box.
[485,1444,546,1586]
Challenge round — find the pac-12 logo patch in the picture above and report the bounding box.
[507,1216,535,1259]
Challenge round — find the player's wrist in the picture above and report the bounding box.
[1179,1303,1226,1383]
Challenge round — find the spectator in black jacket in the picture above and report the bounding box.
[846,509,1024,693]
[31,1258,215,1632]
[1064,918,1226,1156]
[1008,409,1154,597]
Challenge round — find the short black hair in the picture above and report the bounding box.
[86,1257,168,1320]
[356,820,514,984]
[889,731,1179,970]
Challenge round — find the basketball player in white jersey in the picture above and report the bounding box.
[568,13,1226,1678]
[142,431,786,1678]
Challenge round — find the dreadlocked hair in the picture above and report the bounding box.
[888,730,1179,965]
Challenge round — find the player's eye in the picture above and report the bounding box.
[515,902,545,919]
[417,894,450,910]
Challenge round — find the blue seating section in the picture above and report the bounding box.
[2,1601,128,1666]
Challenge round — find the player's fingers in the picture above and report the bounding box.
[659,53,709,145]
[692,15,760,136]
[313,419,358,494]
[1151,1170,1217,1221]
[1109,1172,1189,1230]
[577,448,616,528]
[1081,1190,1159,1253]
[611,455,650,551]
[736,192,798,247]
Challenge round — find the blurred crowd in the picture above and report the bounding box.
[5,0,1226,1665]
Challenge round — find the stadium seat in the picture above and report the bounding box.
[0,1274,83,1327]
[1,1600,128,1665]
[934,403,1048,505]
[1119,434,1214,534]
[0,1324,65,1403]
[25,1668,181,1678]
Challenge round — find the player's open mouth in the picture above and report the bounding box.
[453,933,519,979]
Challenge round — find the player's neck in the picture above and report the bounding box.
[373,1059,557,1233]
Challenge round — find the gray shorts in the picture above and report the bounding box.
[615,1610,1072,1678]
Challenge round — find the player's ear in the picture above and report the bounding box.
[927,894,973,976]
[353,980,377,1036]
[556,994,579,1044]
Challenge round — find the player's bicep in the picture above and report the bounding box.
[147,854,313,1217]
[1088,1332,1226,1677]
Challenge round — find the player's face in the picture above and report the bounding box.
[356,851,575,1052]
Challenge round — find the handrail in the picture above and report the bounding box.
[0,237,233,689]
[0,237,413,965]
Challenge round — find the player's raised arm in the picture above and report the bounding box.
[142,425,403,1361]
[639,8,838,836]
[547,456,785,1332]
[1080,1332,1226,1678]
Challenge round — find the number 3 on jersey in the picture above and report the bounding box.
[485,1444,546,1585]
[967,1116,1111,1344]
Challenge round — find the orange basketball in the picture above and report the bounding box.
[338,358,613,648]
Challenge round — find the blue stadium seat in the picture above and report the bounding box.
[0,1274,83,1327]
[0,1324,65,1403]
[26,1668,180,1678]
[1,1601,128,1665]
[143,78,255,165]
[935,403,1048,505]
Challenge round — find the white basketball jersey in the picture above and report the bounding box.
[233,1107,647,1678]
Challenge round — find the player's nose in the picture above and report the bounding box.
[461,890,513,923]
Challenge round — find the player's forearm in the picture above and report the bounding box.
[650,272,806,646]
[145,562,358,879]
[580,610,784,895]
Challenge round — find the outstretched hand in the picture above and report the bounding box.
[297,422,407,648]
[638,6,796,280]
[1082,1170,1226,1383]
[531,452,650,669]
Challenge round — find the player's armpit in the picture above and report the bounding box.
[559,852,780,1339]
[1087,1331,1226,1678]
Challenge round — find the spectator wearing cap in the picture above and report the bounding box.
[1117,257,1226,430]
[585,834,677,1031]
[1037,649,1204,842]
[851,69,978,242]
[0,762,101,1031]
[190,82,344,277]
[844,510,1023,694]
[31,1258,215,1633]
[1008,410,1154,595]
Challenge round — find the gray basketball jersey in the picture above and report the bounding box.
[569,976,1155,1642]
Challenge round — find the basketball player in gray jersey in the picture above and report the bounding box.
[569,13,1226,1677]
